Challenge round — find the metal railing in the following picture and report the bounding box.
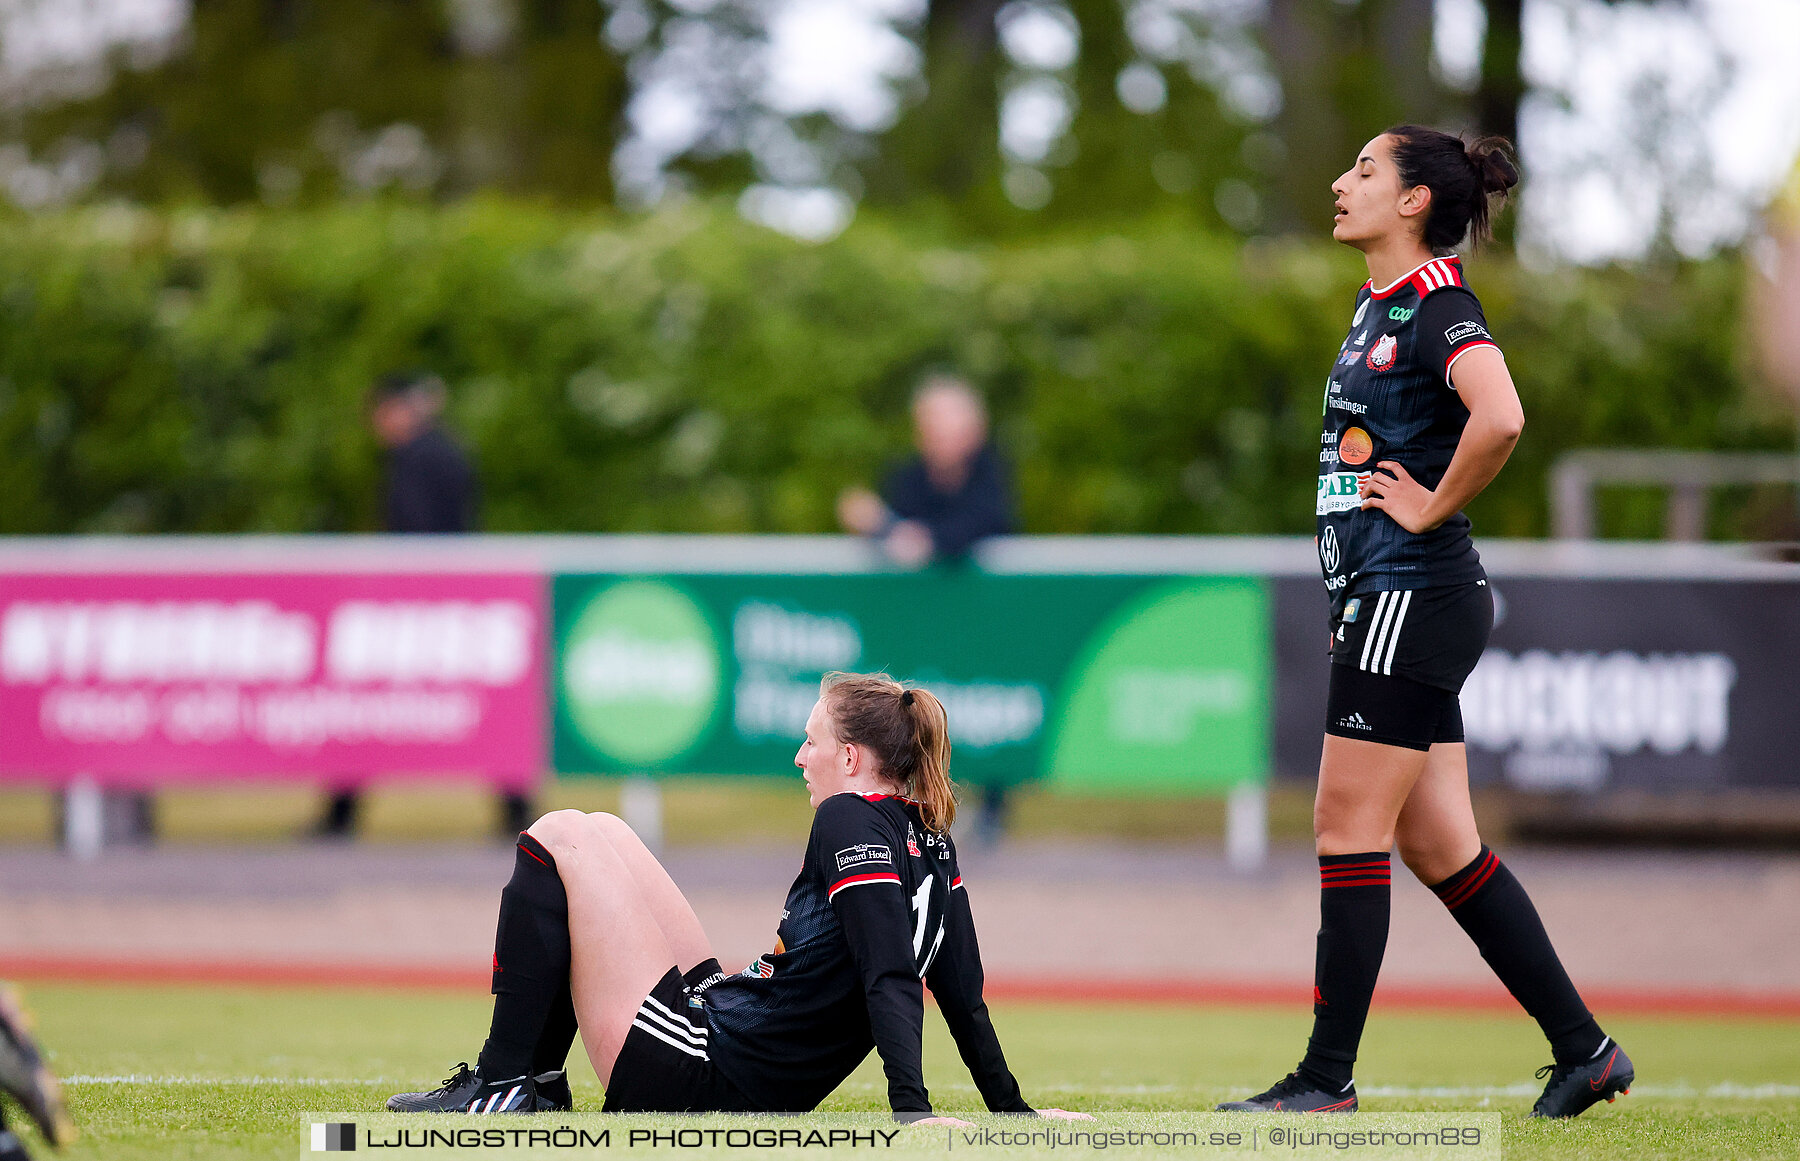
[1549,450,1800,540]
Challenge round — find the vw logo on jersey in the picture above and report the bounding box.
[1319,526,1341,573]
[1352,298,1369,327]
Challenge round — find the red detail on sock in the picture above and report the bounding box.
[493,954,501,972]
[1314,986,1326,1006]
[518,841,550,868]
[1438,851,1498,910]
[1320,858,1391,889]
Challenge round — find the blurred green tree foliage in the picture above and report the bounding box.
[9,0,628,204]
[0,201,1783,540]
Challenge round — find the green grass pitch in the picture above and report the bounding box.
[12,982,1799,1159]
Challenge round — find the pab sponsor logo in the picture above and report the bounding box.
[1316,472,1366,515]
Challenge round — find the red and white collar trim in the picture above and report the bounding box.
[1366,255,1464,301]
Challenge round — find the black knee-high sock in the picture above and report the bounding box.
[532,985,578,1077]
[478,833,572,1081]
[1430,846,1604,1066]
[1300,852,1392,1090]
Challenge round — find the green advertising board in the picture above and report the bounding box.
[552,573,1269,792]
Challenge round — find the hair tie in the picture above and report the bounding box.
[900,690,915,707]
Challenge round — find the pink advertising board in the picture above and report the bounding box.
[0,573,545,786]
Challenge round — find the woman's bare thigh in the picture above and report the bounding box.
[526,810,680,1086]
[585,811,714,972]
[1393,743,1483,885]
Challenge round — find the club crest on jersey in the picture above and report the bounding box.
[906,829,921,858]
[1366,333,1397,371]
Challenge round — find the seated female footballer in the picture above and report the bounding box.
[388,672,1090,1124]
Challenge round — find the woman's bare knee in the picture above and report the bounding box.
[585,811,638,842]
[526,808,597,856]
[1396,836,1474,885]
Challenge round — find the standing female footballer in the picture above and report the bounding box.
[1217,127,1631,1118]
[387,672,1090,1124]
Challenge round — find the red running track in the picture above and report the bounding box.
[5,955,1800,1019]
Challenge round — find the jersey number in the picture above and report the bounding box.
[910,878,946,978]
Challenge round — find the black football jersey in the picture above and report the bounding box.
[697,792,1029,1118]
[1316,254,1496,616]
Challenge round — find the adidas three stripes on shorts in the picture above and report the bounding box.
[1324,580,1494,751]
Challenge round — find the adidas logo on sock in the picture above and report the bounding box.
[1336,712,1372,731]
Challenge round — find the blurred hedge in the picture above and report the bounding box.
[0,201,1790,538]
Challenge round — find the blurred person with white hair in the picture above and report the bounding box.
[837,375,1015,569]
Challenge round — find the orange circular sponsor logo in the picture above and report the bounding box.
[1339,426,1373,466]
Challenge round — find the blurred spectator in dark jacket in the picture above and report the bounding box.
[838,375,1017,843]
[371,372,478,533]
[313,372,530,840]
[838,375,1015,568]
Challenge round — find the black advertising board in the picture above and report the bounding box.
[1274,576,1800,792]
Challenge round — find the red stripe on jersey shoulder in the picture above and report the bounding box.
[1444,340,1500,382]
[1410,256,1465,298]
[1371,255,1465,299]
[827,872,901,899]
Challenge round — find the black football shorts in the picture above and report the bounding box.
[1324,580,1494,751]
[600,959,757,1113]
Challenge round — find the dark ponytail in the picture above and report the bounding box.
[1386,124,1520,252]
[821,672,957,833]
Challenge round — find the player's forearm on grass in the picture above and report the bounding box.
[927,895,1031,1112]
[834,886,933,1114]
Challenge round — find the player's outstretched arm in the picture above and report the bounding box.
[926,883,1066,1115]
